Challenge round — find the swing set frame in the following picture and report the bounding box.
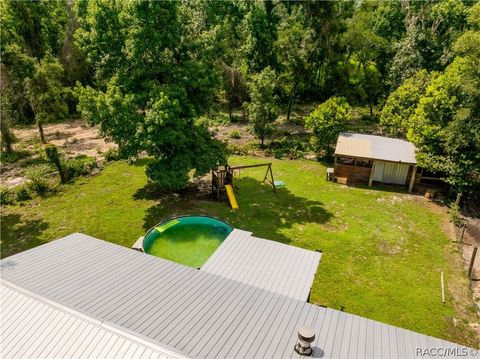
[211,163,276,199]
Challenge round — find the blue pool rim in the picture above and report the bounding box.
[142,214,233,252]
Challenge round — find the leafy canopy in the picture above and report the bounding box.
[380,70,436,138]
[380,3,480,192]
[25,55,68,142]
[305,97,351,158]
[246,67,278,147]
[74,0,226,190]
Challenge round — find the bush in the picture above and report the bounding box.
[20,157,49,168]
[266,139,307,159]
[13,185,31,202]
[229,130,241,139]
[304,97,351,158]
[45,144,66,183]
[25,164,53,195]
[227,144,250,156]
[62,156,97,181]
[0,187,16,206]
[104,148,120,162]
[1,150,30,164]
[448,202,462,226]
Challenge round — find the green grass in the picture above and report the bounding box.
[1,156,477,347]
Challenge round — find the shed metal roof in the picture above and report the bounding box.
[0,281,186,359]
[201,229,320,301]
[335,133,417,164]
[0,233,471,358]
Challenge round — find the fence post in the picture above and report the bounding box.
[460,223,467,243]
[455,193,462,206]
[468,247,478,279]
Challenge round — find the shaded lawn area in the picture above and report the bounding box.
[1,156,477,347]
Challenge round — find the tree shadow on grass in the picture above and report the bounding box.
[0,213,49,259]
[135,176,333,246]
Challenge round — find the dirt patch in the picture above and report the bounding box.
[378,237,406,255]
[376,195,409,204]
[212,117,309,148]
[2,119,116,187]
[14,119,116,157]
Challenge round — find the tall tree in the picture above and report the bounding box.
[25,56,68,143]
[0,0,68,124]
[342,6,386,115]
[276,5,311,122]
[0,86,16,153]
[387,0,468,88]
[243,1,279,73]
[74,0,226,190]
[380,2,480,193]
[380,70,436,137]
[246,67,278,147]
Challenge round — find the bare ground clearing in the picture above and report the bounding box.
[1,119,116,187]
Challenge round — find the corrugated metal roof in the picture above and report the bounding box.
[0,233,471,358]
[335,133,417,164]
[201,229,320,301]
[0,281,187,359]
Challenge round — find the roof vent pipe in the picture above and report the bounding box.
[294,325,315,356]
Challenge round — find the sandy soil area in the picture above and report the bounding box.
[1,119,116,187]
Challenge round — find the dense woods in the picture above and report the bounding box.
[1,0,479,192]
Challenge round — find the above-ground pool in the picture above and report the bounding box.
[143,215,233,268]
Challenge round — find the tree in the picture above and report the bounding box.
[25,56,68,143]
[246,67,278,147]
[0,0,68,124]
[243,1,279,73]
[0,79,17,153]
[276,6,311,123]
[382,2,480,193]
[380,70,435,137]
[406,3,480,193]
[387,25,425,89]
[386,0,468,89]
[305,97,351,158]
[342,5,386,114]
[74,0,226,190]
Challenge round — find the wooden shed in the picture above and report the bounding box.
[334,133,419,193]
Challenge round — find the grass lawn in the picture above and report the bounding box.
[1,156,477,347]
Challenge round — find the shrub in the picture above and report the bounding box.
[304,97,351,158]
[448,202,462,226]
[25,164,53,195]
[13,185,32,202]
[45,144,67,183]
[1,150,30,164]
[227,144,250,156]
[104,148,120,162]
[267,139,307,159]
[63,156,97,180]
[0,187,16,206]
[229,130,241,139]
[19,157,49,168]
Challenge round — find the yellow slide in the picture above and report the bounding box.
[225,184,239,210]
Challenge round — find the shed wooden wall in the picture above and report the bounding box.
[334,164,371,183]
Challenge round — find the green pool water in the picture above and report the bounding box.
[143,216,233,268]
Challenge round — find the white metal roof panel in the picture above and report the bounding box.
[0,233,472,358]
[335,133,417,164]
[200,229,321,301]
[0,281,188,359]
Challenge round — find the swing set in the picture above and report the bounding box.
[211,163,281,209]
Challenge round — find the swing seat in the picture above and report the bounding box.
[274,180,285,188]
